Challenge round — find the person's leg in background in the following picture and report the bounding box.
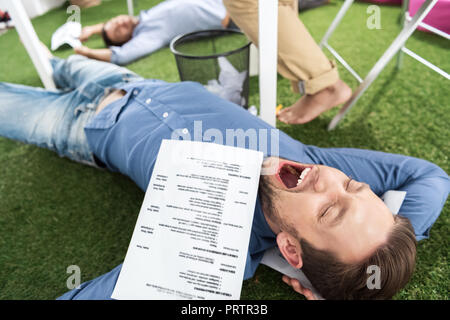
[223,0,352,124]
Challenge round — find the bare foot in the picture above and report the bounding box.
[277,79,352,124]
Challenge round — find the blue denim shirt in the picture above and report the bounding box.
[84,79,449,281]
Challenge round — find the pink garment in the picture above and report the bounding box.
[358,0,402,5]
[409,0,450,34]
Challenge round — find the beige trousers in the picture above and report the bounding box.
[223,0,339,95]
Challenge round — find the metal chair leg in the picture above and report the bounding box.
[328,0,438,130]
[396,0,410,70]
[127,0,134,16]
[319,0,354,48]
[4,0,56,90]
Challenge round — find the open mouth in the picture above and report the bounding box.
[277,162,313,189]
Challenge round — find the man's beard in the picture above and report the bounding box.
[258,175,279,224]
[258,175,299,238]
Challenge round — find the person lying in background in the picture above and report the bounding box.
[1,53,448,299]
[75,0,232,65]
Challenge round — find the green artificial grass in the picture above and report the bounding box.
[0,0,448,300]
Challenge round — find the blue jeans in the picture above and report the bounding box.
[0,55,142,165]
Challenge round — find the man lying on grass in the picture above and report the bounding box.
[0,54,448,300]
[75,0,231,65]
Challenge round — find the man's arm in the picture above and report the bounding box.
[109,35,165,66]
[79,23,104,42]
[305,146,449,240]
[74,46,112,62]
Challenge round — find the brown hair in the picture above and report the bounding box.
[299,215,417,299]
[101,26,114,47]
[101,24,127,47]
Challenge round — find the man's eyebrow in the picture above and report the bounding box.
[350,178,370,192]
[356,182,369,193]
[330,205,348,227]
[331,182,369,226]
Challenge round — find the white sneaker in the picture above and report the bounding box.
[0,22,6,30]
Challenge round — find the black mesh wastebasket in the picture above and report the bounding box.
[170,29,251,108]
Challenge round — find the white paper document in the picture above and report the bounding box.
[51,21,82,51]
[112,140,263,300]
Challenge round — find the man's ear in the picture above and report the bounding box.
[276,231,303,269]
